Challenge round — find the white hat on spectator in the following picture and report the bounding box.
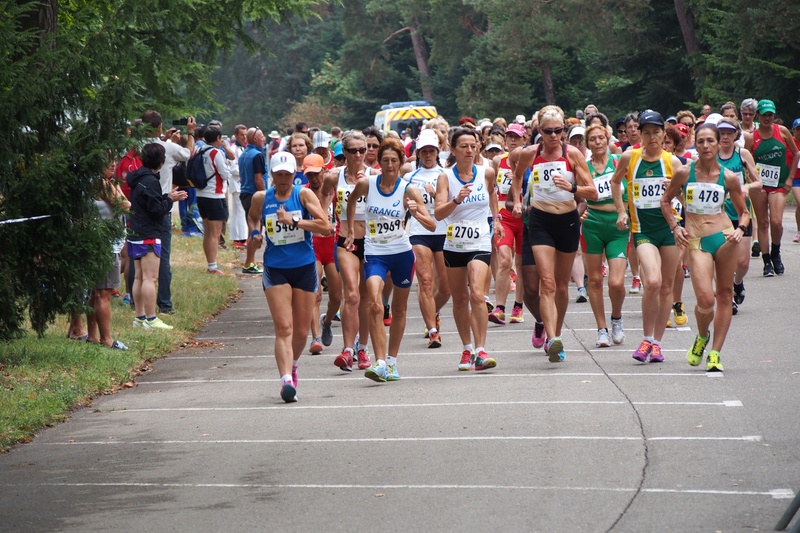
[514,114,526,124]
[312,130,331,149]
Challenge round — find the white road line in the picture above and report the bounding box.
[15,482,792,499]
[39,435,761,445]
[105,399,739,412]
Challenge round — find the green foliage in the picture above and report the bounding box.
[0,0,316,340]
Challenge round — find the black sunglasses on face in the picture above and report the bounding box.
[346,147,366,154]
[541,127,564,136]
[367,143,380,149]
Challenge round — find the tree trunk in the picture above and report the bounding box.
[409,17,434,102]
[673,0,701,55]
[541,64,555,105]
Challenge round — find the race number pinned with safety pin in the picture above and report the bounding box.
[265,210,303,245]
[532,161,566,194]
[756,163,780,188]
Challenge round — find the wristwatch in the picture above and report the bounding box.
[291,214,300,229]
[571,182,578,194]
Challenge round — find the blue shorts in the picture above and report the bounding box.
[128,241,162,259]
[410,234,446,252]
[262,262,318,293]
[793,177,800,188]
[364,250,416,288]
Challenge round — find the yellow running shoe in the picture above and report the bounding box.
[687,334,709,366]
[673,301,687,326]
[707,350,723,372]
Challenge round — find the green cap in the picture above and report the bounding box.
[757,99,776,114]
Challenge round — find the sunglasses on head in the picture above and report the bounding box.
[345,147,367,155]
[541,127,564,136]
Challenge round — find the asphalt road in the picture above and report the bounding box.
[2,211,799,532]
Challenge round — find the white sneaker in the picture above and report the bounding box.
[576,287,588,303]
[145,317,173,330]
[596,328,611,347]
[611,318,625,344]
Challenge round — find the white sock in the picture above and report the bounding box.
[428,328,438,335]
[208,262,218,271]
[464,343,473,352]
[386,356,397,366]
[356,342,366,352]
[475,346,485,354]
[652,339,661,346]
[292,361,299,370]
[644,336,654,343]
[281,374,293,384]
[376,359,386,367]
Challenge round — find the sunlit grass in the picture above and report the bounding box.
[0,231,241,451]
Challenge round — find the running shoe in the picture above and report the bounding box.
[510,305,524,323]
[683,264,690,278]
[576,287,588,303]
[357,348,371,370]
[365,363,388,382]
[280,382,298,403]
[687,334,709,366]
[602,263,607,277]
[532,321,546,349]
[611,317,625,345]
[485,299,494,314]
[334,349,353,372]
[596,328,611,348]
[488,306,506,325]
[132,317,145,329]
[121,293,132,305]
[794,232,800,243]
[474,350,497,370]
[629,277,642,294]
[427,331,442,349]
[732,300,738,316]
[321,276,328,292]
[332,310,341,321]
[145,317,173,330]
[383,304,392,326]
[436,312,441,332]
[320,315,333,346]
[706,350,724,372]
[547,337,564,363]
[672,302,687,326]
[632,339,652,362]
[649,344,664,363]
[751,241,761,257]
[242,263,263,274]
[309,338,323,355]
[772,252,785,275]
[763,261,775,277]
[292,366,298,388]
[386,363,401,381]
[207,268,225,275]
[733,282,745,305]
[458,350,474,371]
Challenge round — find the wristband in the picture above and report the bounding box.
[452,198,461,205]
[250,229,261,239]
[737,224,747,232]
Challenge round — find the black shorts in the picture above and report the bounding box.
[444,250,491,268]
[521,225,535,266]
[262,262,318,293]
[240,193,253,217]
[527,207,580,253]
[197,197,229,221]
[410,234,446,252]
[337,235,365,262]
[729,218,753,237]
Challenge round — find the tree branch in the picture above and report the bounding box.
[384,27,411,44]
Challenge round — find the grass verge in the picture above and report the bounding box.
[0,231,241,452]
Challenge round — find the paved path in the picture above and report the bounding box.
[2,213,800,532]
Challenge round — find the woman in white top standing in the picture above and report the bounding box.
[402,129,450,349]
[435,127,503,372]
[344,138,435,382]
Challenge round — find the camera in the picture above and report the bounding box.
[172,118,189,126]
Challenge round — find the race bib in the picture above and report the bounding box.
[417,184,436,214]
[265,211,303,245]
[336,184,366,218]
[593,172,614,201]
[496,169,513,196]
[532,161,567,194]
[632,177,667,209]
[756,163,780,188]
[685,182,724,215]
[446,220,482,251]
[733,171,744,186]
[368,218,405,244]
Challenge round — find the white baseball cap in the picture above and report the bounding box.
[514,114,526,124]
[568,126,586,140]
[703,113,723,126]
[416,129,439,150]
[312,130,331,149]
[270,152,297,174]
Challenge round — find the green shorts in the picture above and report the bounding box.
[688,230,731,258]
[582,209,629,259]
[633,225,675,248]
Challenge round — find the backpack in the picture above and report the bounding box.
[184,146,216,189]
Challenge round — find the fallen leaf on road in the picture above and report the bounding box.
[374,493,385,498]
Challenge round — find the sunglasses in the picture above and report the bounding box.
[617,129,625,134]
[345,147,367,155]
[367,143,380,149]
[541,127,564,136]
